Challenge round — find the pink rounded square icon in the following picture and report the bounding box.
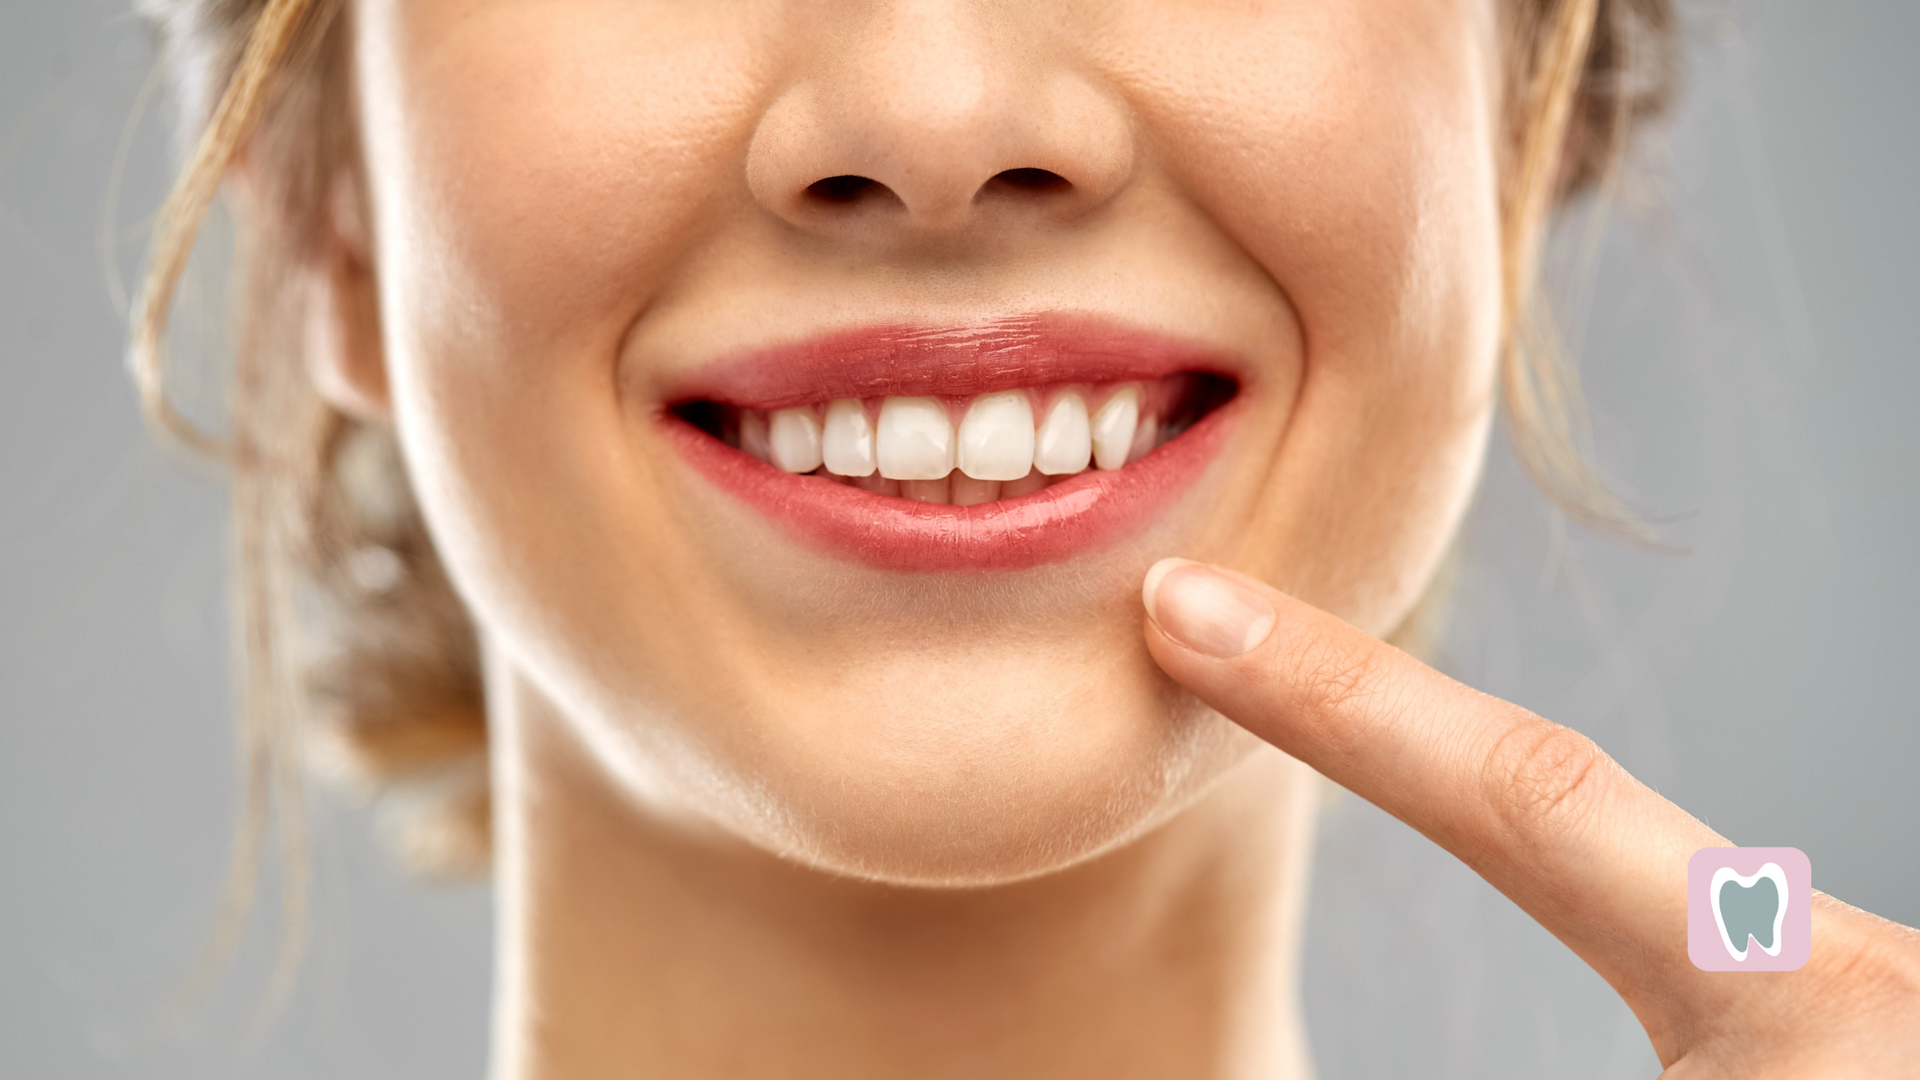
[1687,847,1811,971]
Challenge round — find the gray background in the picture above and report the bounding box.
[2,1,1915,1076]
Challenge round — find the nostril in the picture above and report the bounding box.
[983,168,1071,196]
[807,174,890,204]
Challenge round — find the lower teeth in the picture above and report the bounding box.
[815,467,1063,505]
[809,426,1177,508]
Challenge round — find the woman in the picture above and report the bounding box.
[134,0,1919,1074]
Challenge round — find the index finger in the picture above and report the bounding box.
[1141,558,1724,1001]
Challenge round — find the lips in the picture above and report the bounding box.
[660,314,1244,571]
[667,314,1243,409]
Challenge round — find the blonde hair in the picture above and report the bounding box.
[132,0,1679,993]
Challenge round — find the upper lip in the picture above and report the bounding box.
[661,311,1246,411]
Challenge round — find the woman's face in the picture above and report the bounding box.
[348,0,1504,883]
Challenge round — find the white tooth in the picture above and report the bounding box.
[1032,392,1092,475]
[739,410,774,465]
[1127,414,1159,464]
[956,391,1035,481]
[876,397,955,480]
[1090,386,1140,471]
[768,407,823,473]
[821,398,876,476]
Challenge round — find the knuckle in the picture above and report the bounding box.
[1480,717,1616,844]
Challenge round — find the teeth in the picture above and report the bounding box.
[1000,468,1051,498]
[736,379,1189,502]
[851,472,900,497]
[768,407,823,473]
[957,391,1036,481]
[1090,386,1140,471]
[876,397,955,481]
[1128,414,1158,465]
[740,410,774,466]
[901,477,950,504]
[822,398,877,477]
[1033,393,1092,475]
[950,473,1001,506]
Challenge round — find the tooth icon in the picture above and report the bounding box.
[1709,862,1789,962]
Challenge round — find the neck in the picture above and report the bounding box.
[487,669,1320,1080]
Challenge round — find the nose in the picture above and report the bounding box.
[745,1,1134,237]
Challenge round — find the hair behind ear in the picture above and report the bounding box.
[139,0,491,1013]
[1497,0,1680,543]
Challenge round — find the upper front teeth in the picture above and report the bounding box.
[748,385,1151,482]
[956,392,1036,482]
[876,397,956,480]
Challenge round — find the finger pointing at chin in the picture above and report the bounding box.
[1143,559,1920,1070]
[1139,558,1726,1014]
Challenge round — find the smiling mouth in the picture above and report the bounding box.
[660,314,1243,571]
[673,374,1234,506]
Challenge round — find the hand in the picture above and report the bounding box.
[1141,558,1920,1076]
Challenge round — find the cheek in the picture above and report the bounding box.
[1108,0,1503,377]
[357,0,774,386]
[1098,0,1504,626]
[353,0,778,629]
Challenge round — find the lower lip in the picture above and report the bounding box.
[664,402,1236,572]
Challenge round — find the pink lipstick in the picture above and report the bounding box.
[661,314,1243,571]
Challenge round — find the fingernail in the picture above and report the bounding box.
[1142,558,1277,658]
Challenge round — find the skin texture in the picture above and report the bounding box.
[308,0,1559,1076]
[342,0,1502,884]
[302,0,1920,1073]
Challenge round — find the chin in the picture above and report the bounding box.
[566,630,1265,888]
